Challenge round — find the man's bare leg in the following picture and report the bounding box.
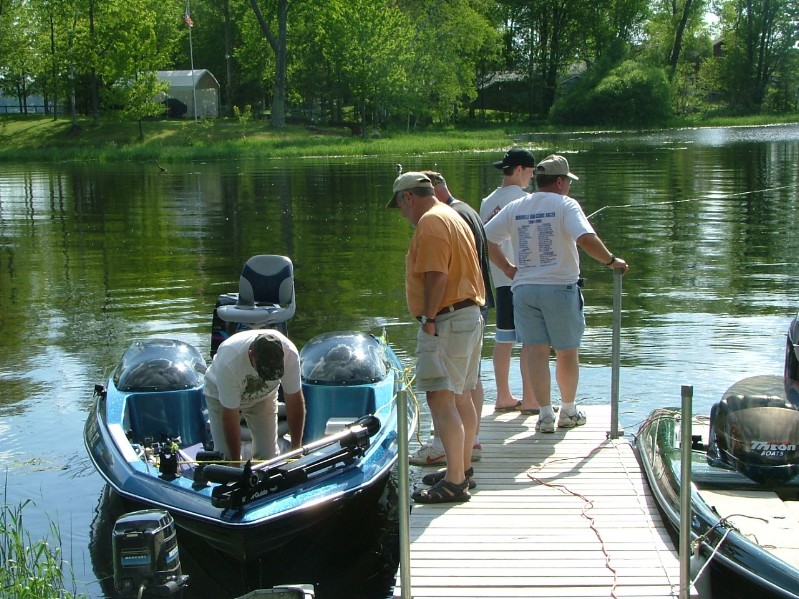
[426,389,466,484]
[493,341,519,409]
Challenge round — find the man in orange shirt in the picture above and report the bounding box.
[388,172,485,503]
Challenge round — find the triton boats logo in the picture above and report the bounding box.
[750,440,797,457]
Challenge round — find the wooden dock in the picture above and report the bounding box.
[395,404,690,599]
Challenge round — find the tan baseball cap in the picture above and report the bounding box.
[535,154,579,180]
[386,172,433,207]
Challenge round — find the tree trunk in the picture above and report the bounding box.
[89,0,99,125]
[223,0,234,118]
[272,0,287,128]
[668,0,693,77]
[49,11,58,119]
[249,0,287,128]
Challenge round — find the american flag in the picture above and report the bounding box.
[184,11,193,27]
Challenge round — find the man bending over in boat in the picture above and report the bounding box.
[204,330,306,462]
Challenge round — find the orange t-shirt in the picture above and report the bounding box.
[405,203,485,317]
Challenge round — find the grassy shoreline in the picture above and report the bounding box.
[1,113,797,163]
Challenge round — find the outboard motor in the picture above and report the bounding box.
[786,311,799,406]
[112,509,188,597]
[707,375,799,485]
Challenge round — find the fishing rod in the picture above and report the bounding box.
[586,184,794,220]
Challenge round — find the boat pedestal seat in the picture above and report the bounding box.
[215,255,295,332]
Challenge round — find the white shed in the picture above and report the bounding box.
[156,70,220,119]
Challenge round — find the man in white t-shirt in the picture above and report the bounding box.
[484,155,628,433]
[480,148,539,413]
[203,329,306,461]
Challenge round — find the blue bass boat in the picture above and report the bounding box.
[84,331,411,562]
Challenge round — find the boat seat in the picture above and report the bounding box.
[216,255,295,331]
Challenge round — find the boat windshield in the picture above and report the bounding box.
[114,339,207,392]
[300,332,389,385]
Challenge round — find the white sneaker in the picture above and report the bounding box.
[558,409,587,429]
[409,442,446,465]
[535,415,555,434]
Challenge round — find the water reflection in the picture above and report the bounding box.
[0,124,798,597]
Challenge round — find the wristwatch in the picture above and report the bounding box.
[420,315,436,326]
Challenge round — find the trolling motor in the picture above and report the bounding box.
[202,414,381,510]
[112,509,189,598]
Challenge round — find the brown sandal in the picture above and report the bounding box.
[412,478,471,504]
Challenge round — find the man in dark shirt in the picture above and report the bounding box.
[407,170,492,469]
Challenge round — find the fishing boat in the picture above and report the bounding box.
[84,255,414,563]
[635,311,799,598]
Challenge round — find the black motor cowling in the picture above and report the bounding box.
[112,509,188,597]
[707,375,799,485]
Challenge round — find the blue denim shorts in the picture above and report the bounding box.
[513,283,585,350]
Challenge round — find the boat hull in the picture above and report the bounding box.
[106,473,392,562]
[635,393,799,599]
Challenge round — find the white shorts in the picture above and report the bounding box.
[415,306,483,394]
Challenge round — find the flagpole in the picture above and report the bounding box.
[186,0,197,122]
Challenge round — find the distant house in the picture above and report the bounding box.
[155,70,220,119]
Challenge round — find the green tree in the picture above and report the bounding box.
[521,0,583,116]
[287,0,411,131]
[665,0,707,77]
[580,0,649,65]
[551,59,672,126]
[94,0,180,135]
[0,0,39,113]
[402,0,501,125]
[235,6,275,115]
[714,0,799,112]
[28,0,90,122]
[172,0,240,115]
[643,0,714,115]
[495,0,620,117]
[319,0,410,132]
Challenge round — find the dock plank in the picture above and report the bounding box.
[394,404,691,598]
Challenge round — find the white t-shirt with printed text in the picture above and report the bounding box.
[484,192,594,287]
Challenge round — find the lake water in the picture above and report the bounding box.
[1,124,798,598]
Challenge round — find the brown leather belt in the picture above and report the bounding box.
[436,299,477,316]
